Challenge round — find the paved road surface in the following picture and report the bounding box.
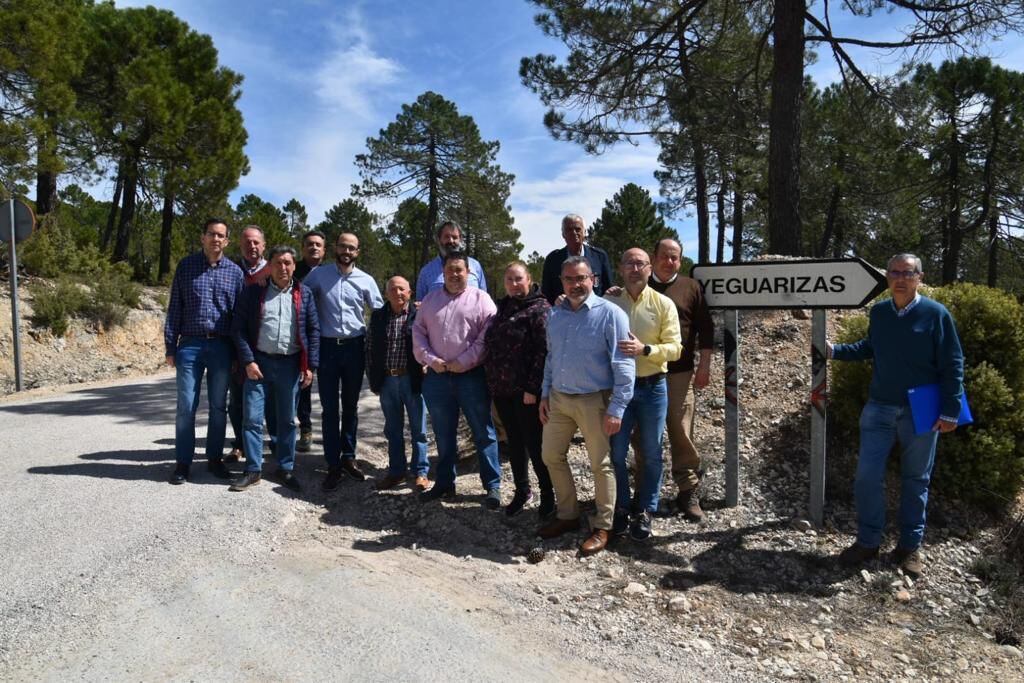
[0,373,613,681]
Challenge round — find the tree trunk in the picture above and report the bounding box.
[715,179,727,263]
[986,206,999,288]
[113,158,138,263]
[159,187,175,281]
[768,0,805,256]
[941,131,961,284]
[676,24,710,264]
[101,166,124,251]
[35,120,58,214]
[818,184,841,257]
[422,136,438,275]
[731,183,743,263]
[35,170,57,215]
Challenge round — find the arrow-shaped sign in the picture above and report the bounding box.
[691,258,887,310]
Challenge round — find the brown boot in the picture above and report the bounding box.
[893,546,924,578]
[676,488,705,522]
[580,529,609,556]
[838,541,879,567]
[537,517,580,539]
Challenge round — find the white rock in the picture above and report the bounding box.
[895,589,912,603]
[811,635,827,650]
[667,596,691,612]
[860,569,872,584]
[894,653,911,664]
[1001,645,1023,659]
[623,582,647,595]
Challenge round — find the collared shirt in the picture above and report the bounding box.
[542,291,635,419]
[893,292,921,318]
[239,257,270,286]
[303,264,383,338]
[415,255,487,298]
[256,280,300,355]
[605,285,682,378]
[164,251,244,355]
[413,286,496,371]
[385,306,409,371]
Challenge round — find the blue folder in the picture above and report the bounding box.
[907,384,973,435]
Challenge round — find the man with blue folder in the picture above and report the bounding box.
[828,254,964,577]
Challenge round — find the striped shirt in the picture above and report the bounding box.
[164,251,244,355]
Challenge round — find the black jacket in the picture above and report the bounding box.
[540,243,614,304]
[366,302,423,395]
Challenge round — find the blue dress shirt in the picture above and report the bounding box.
[302,264,383,339]
[415,255,487,298]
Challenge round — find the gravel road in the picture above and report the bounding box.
[0,373,646,681]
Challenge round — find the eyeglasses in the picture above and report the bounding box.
[561,275,592,284]
[204,232,227,240]
[887,270,920,280]
[623,260,651,270]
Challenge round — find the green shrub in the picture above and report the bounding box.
[830,283,1024,511]
[85,271,141,330]
[29,277,89,336]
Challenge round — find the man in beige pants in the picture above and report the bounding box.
[537,256,635,556]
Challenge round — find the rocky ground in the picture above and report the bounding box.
[2,277,1021,681]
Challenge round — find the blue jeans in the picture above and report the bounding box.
[421,367,500,491]
[855,400,939,550]
[174,336,233,467]
[610,377,668,513]
[242,352,300,473]
[230,376,277,452]
[380,374,429,477]
[318,336,365,467]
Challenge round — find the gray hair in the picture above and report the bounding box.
[240,224,265,241]
[562,214,584,229]
[561,255,592,274]
[887,253,923,273]
[266,245,297,263]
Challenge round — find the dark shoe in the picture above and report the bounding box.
[275,470,302,492]
[838,541,880,567]
[612,510,630,537]
[537,517,580,539]
[169,465,189,485]
[484,488,501,511]
[376,473,406,491]
[630,510,653,541]
[224,447,243,463]
[229,470,261,491]
[413,475,430,492]
[538,491,556,520]
[676,488,706,522]
[207,459,232,480]
[322,467,343,492]
[340,459,366,481]
[420,485,456,502]
[893,546,924,578]
[296,432,313,453]
[505,489,533,517]
[580,529,609,556]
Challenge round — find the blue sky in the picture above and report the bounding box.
[114,1,1024,259]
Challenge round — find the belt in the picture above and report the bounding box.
[256,350,298,359]
[323,335,364,345]
[186,333,224,340]
[386,368,407,376]
[635,372,666,388]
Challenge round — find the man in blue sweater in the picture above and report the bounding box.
[828,254,964,577]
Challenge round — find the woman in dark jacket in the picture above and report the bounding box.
[484,261,554,517]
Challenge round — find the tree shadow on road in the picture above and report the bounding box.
[27,448,245,485]
[0,377,177,425]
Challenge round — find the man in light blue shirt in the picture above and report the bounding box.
[415,220,486,297]
[537,256,634,557]
[303,232,383,491]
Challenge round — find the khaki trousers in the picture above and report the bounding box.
[666,370,700,491]
[541,389,615,530]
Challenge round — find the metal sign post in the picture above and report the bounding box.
[724,309,740,507]
[1,198,36,392]
[692,258,885,523]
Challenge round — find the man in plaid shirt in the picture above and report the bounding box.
[164,218,244,484]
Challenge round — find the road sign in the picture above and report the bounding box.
[0,199,35,243]
[691,258,887,309]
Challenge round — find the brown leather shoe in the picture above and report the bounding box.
[224,447,243,463]
[893,546,924,578]
[413,476,430,492]
[677,488,706,522]
[375,474,405,491]
[537,517,580,539]
[579,529,609,556]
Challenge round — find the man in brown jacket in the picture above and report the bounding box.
[647,238,714,521]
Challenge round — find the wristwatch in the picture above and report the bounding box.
[642,345,652,356]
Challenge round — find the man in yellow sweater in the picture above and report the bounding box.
[605,248,682,541]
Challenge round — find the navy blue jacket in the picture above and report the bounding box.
[541,243,615,304]
[231,281,320,372]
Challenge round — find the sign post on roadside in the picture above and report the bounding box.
[691,258,887,526]
[1,198,37,392]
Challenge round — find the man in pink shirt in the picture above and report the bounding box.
[413,251,502,509]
